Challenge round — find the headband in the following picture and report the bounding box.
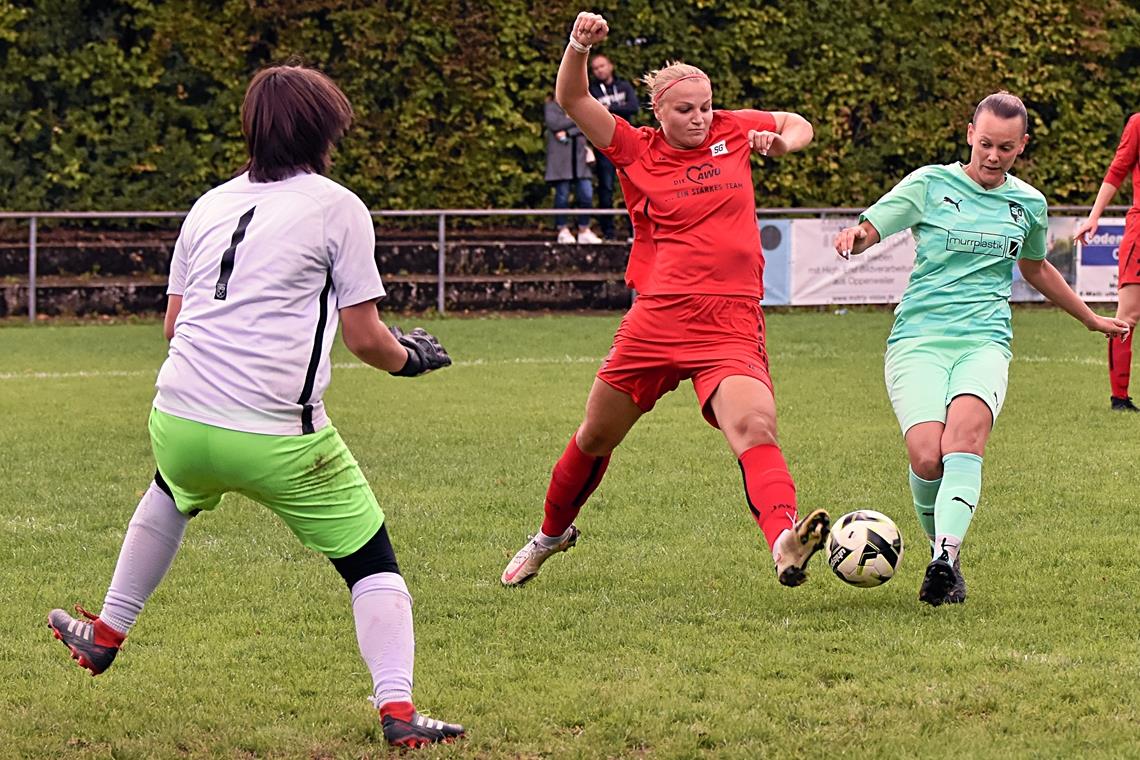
[651,73,710,107]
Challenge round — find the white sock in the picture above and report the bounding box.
[100,481,190,635]
[351,572,415,707]
[770,528,792,561]
[534,529,568,548]
[933,535,962,564]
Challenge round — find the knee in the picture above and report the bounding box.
[941,426,987,456]
[910,449,943,480]
[329,525,401,591]
[725,411,778,448]
[576,425,619,457]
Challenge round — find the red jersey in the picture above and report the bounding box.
[1103,113,1140,215]
[599,109,778,298]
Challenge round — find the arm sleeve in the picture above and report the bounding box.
[1104,114,1140,188]
[732,109,778,134]
[327,193,385,308]
[598,114,650,167]
[1020,201,1049,261]
[167,206,195,296]
[859,169,930,239]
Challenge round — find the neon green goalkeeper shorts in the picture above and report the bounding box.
[148,408,383,558]
[884,336,1012,434]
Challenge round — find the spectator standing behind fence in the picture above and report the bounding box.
[1074,112,1140,413]
[545,96,602,244]
[589,54,639,240]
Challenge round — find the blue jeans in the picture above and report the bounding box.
[552,178,593,229]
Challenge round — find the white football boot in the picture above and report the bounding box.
[772,509,831,587]
[501,525,580,586]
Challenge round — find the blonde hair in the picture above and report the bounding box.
[644,61,710,108]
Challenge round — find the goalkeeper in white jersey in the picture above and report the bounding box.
[47,62,464,749]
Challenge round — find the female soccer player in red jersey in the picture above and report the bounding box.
[1074,113,1140,412]
[502,12,828,588]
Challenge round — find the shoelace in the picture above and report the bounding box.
[74,604,98,622]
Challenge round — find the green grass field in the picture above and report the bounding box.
[2,309,1137,759]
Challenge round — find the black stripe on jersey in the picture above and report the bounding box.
[297,271,334,434]
[214,206,257,300]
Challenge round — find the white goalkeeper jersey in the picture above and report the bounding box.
[154,171,385,436]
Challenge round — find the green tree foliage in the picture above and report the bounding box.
[1,0,1138,212]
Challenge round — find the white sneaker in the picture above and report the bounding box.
[501,525,580,586]
[772,509,830,587]
[556,228,576,244]
[576,228,602,244]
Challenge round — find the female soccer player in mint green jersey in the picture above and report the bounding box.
[834,92,1129,607]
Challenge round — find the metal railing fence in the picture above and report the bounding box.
[0,205,1126,321]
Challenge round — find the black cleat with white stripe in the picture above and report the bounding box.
[47,607,122,675]
[382,712,465,748]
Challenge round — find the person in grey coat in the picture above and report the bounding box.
[545,98,602,243]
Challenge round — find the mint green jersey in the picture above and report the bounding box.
[860,162,1048,347]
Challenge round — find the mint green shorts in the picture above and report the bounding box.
[149,408,383,558]
[884,337,1012,434]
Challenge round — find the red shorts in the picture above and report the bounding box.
[1120,213,1140,287]
[596,294,772,428]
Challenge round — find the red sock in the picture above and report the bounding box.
[378,700,415,721]
[93,618,126,648]
[541,434,610,537]
[1110,332,1132,398]
[739,444,797,549]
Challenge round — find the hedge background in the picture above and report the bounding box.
[2,0,1139,213]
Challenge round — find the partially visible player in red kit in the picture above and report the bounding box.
[1075,113,1140,412]
[501,11,828,588]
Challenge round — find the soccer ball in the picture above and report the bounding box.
[827,510,904,587]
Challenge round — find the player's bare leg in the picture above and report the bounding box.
[710,376,829,586]
[502,379,642,586]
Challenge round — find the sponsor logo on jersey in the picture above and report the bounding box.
[710,140,729,156]
[685,163,721,184]
[942,196,963,212]
[946,229,1015,259]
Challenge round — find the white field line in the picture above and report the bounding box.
[0,353,1103,382]
[0,356,605,381]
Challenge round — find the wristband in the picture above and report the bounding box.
[390,345,421,377]
[568,35,590,54]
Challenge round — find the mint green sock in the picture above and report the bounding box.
[908,467,940,551]
[933,452,983,563]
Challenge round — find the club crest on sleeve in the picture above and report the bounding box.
[710,140,729,157]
